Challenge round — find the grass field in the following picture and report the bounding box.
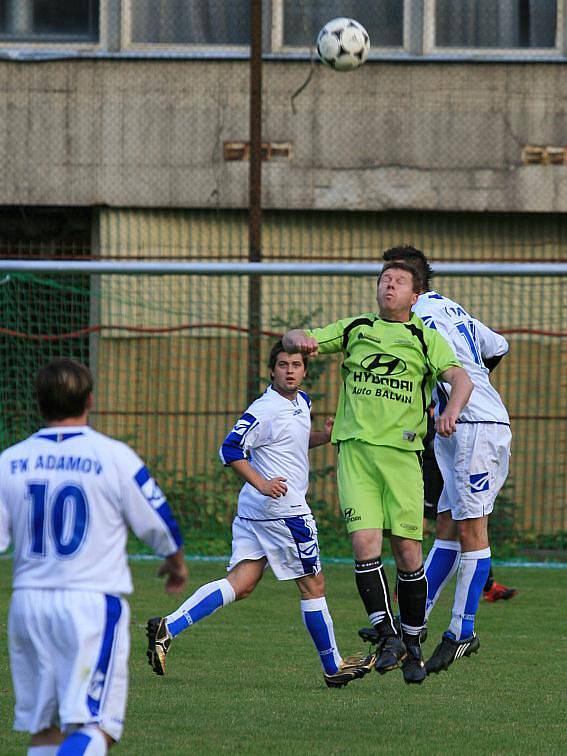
[1,560,566,755]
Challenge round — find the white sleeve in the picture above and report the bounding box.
[219,405,273,464]
[0,489,11,553]
[474,319,509,359]
[116,444,183,558]
[418,311,459,358]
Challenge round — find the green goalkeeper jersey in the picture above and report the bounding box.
[307,312,462,451]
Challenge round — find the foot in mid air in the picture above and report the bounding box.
[146,617,171,676]
[425,633,480,675]
[324,652,377,688]
[401,644,427,684]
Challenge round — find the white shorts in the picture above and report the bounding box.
[228,514,321,580]
[8,588,130,741]
[435,423,512,520]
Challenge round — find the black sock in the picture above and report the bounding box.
[483,566,494,593]
[397,565,427,647]
[355,557,396,636]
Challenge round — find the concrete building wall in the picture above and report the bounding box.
[1,59,566,211]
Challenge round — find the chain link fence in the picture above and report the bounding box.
[0,1,566,556]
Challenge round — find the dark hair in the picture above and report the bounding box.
[382,245,433,291]
[36,358,93,422]
[378,261,422,294]
[268,340,309,371]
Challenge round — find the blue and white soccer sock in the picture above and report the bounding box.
[27,748,59,756]
[57,726,108,755]
[424,539,461,619]
[165,579,236,638]
[447,547,491,641]
[301,597,342,676]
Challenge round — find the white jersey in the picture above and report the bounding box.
[219,385,312,520]
[413,291,509,424]
[0,425,182,595]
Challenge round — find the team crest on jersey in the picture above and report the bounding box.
[469,472,490,493]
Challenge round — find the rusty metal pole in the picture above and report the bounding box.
[247,0,263,404]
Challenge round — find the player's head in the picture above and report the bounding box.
[377,262,420,318]
[382,245,433,292]
[36,358,93,422]
[268,340,308,397]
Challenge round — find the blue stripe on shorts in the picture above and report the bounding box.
[283,516,320,575]
[87,595,122,717]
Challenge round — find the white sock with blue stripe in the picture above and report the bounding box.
[166,579,236,638]
[27,748,58,755]
[301,597,342,676]
[448,547,491,641]
[424,539,461,619]
[57,726,107,755]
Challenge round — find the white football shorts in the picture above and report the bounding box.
[435,423,512,520]
[228,514,321,580]
[9,588,130,741]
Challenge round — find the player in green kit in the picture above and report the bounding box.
[283,262,473,684]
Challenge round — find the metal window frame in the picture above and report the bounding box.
[0,0,106,50]
[270,0,413,56]
[423,0,566,58]
[121,0,252,54]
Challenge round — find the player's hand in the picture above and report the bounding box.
[158,552,188,594]
[260,476,288,498]
[323,416,334,442]
[283,330,319,356]
[298,336,319,356]
[435,412,458,438]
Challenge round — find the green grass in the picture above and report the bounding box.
[1,561,566,755]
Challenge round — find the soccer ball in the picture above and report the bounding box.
[316,17,370,72]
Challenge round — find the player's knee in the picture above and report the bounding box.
[296,571,325,599]
[457,517,489,551]
[435,511,457,540]
[391,537,422,572]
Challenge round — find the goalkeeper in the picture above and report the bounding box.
[283,262,473,684]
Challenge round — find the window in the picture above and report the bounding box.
[0,0,563,57]
[0,0,99,43]
[429,0,558,50]
[279,0,403,49]
[127,0,251,47]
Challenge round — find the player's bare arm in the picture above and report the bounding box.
[309,416,334,448]
[436,366,473,437]
[229,458,288,498]
[158,548,188,594]
[282,329,319,356]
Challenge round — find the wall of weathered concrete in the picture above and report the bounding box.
[1,59,566,212]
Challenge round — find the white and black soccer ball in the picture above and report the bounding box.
[316,17,370,72]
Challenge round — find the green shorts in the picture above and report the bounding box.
[337,439,424,540]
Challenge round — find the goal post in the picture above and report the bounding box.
[1,261,565,550]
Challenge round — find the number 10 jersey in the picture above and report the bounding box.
[0,426,183,595]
